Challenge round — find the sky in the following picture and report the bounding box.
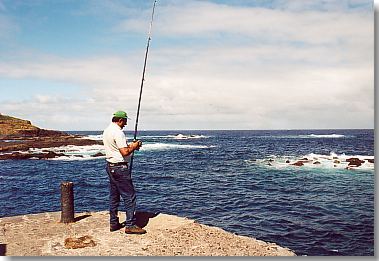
[0,0,374,131]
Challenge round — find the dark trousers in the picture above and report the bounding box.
[106,163,136,227]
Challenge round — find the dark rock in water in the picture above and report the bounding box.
[313,161,321,164]
[0,152,31,160]
[346,158,365,167]
[92,152,105,157]
[285,160,290,163]
[0,136,101,153]
[0,151,65,160]
[291,161,304,166]
[42,151,61,159]
[366,159,374,163]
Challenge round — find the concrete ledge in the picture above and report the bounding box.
[0,211,296,256]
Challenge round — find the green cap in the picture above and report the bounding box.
[113,111,130,119]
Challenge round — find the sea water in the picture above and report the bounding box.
[0,129,374,256]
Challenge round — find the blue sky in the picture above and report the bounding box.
[0,0,374,130]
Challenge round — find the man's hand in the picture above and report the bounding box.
[131,140,142,151]
[119,140,143,156]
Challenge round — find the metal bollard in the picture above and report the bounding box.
[60,181,75,223]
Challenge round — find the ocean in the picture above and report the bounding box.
[0,129,374,256]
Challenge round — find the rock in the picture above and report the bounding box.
[346,158,365,167]
[92,152,105,157]
[333,160,340,164]
[0,114,68,139]
[0,137,101,154]
[285,160,290,163]
[0,152,31,160]
[43,151,65,159]
[0,115,103,160]
[366,159,374,163]
[64,235,96,249]
[313,161,321,164]
[291,161,304,167]
[0,151,66,160]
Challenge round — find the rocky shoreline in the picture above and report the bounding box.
[0,136,103,160]
[0,114,103,160]
[0,211,296,256]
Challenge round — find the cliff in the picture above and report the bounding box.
[0,114,102,159]
[0,113,67,139]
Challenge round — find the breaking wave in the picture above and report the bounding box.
[27,142,214,161]
[29,145,105,161]
[140,143,213,151]
[167,134,209,140]
[79,134,103,141]
[246,152,374,171]
[302,134,347,138]
[79,133,210,141]
[259,134,351,139]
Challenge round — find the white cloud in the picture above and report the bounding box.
[0,0,373,130]
[118,1,372,46]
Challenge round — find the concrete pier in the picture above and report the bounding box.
[0,210,296,256]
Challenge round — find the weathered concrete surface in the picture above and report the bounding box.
[0,211,296,256]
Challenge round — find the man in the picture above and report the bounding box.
[103,110,146,234]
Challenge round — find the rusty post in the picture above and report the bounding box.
[60,181,75,223]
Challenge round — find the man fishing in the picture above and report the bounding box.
[103,110,146,234]
[102,0,156,235]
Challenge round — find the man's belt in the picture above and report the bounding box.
[107,162,128,167]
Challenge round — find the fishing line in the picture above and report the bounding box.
[130,0,157,174]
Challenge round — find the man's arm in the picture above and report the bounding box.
[119,140,142,157]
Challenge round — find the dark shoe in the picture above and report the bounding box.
[110,222,125,232]
[124,225,146,234]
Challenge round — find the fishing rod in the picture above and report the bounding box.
[129,0,157,174]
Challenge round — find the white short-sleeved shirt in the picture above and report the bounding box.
[102,122,131,164]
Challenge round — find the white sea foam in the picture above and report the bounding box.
[144,134,210,140]
[28,144,106,161]
[24,142,213,161]
[140,143,213,151]
[258,134,355,139]
[139,135,168,138]
[169,134,209,140]
[266,134,350,139]
[305,134,346,138]
[79,133,210,141]
[80,134,103,141]
[248,152,374,171]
